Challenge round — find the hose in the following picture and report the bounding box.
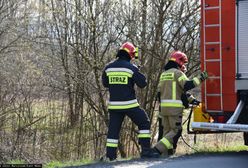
[181,104,199,152]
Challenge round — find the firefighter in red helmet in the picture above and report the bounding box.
[101,42,159,161]
[119,42,138,59]
[153,51,208,156]
[157,64,200,156]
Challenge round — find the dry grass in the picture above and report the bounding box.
[176,109,247,155]
[151,103,248,156]
[176,132,246,155]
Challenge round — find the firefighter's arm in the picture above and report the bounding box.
[177,72,192,91]
[133,68,147,88]
[181,93,189,108]
[178,71,208,91]
[101,69,109,88]
[186,93,200,105]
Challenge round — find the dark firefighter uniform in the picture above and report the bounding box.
[102,42,157,160]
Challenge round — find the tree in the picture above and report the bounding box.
[0,0,201,162]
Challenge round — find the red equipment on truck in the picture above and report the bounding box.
[190,0,248,144]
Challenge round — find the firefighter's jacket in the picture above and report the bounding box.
[102,58,147,110]
[159,68,201,116]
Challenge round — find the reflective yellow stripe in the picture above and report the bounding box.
[108,76,128,84]
[105,68,134,74]
[170,58,176,61]
[108,103,139,109]
[193,77,200,86]
[135,47,138,58]
[161,102,183,107]
[138,134,151,138]
[106,143,118,147]
[160,72,174,81]
[178,74,188,82]
[123,48,130,53]
[160,137,173,149]
[172,81,176,100]
[106,72,132,78]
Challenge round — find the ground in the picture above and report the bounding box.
[67,151,248,168]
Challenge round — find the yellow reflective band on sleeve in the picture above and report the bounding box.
[172,81,176,100]
[108,103,139,110]
[178,74,189,82]
[106,72,132,78]
[138,134,151,138]
[160,102,183,108]
[193,77,201,86]
[160,137,173,149]
[160,72,174,81]
[106,143,118,147]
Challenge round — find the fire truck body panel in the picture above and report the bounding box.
[193,0,248,138]
[201,0,237,116]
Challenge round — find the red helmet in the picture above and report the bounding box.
[119,42,138,59]
[169,51,188,67]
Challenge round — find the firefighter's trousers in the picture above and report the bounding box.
[106,107,151,160]
[155,110,182,155]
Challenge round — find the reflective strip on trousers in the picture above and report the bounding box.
[108,99,139,109]
[106,139,118,148]
[139,130,150,134]
[160,137,173,149]
[107,138,118,143]
[138,134,151,138]
[138,130,151,138]
[106,143,118,147]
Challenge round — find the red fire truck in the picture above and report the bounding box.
[191,0,248,144]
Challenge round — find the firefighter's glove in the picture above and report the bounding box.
[191,99,200,105]
[200,71,208,81]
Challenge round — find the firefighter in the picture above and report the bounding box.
[157,64,200,155]
[101,42,159,161]
[153,51,208,156]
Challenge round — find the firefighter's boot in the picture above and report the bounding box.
[140,147,160,158]
[168,149,176,156]
[100,155,116,162]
